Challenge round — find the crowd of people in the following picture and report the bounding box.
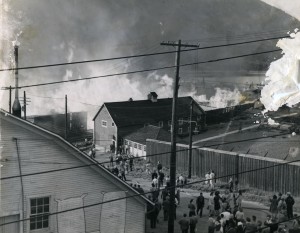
[176,190,299,233]
[94,149,299,233]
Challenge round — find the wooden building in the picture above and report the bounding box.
[0,109,151,233]
[93,92,206,152]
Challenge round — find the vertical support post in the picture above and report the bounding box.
[235,154,239,191]
[23,91,26,120]
[9,85,11,114]
[168,40,181,233]
[65,95,68,140]
[160,40,198,233]
[188,100,193,179]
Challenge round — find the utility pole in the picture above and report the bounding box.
[188,100,194,179]
[65,95,68,140]
[23,91,26,120]
[9,85,11,114]
[160,40,199,233]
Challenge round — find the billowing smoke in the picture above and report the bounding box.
[1,0,299,129]
[190,87,242,108]
[261,30,300,112]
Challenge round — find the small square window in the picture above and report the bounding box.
[102,120,107,127]
[112,122,115,127]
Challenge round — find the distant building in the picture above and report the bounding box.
[0,109,151,233]
[92,92,206,152]
[27,111,90,141]
[123,125,186,158]
[199,103,254,125]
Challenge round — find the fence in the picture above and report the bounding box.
[146,139,300,196]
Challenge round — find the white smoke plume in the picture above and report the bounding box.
[260,30,300,112]
[191,87,242,108]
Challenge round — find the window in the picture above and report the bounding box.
[102,120,107,127]
[112,122,115,127]
[134,143,137,148]
[178,128,183,134]
[138,144,142,150]
[30,197,50,230]
[178,118,183,125]
[158,121,163,127]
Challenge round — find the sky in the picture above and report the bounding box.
[0,0,299,127]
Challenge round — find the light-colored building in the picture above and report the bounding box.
[0,109,151,233]
[123,125,175,158]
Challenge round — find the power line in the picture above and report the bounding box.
[1,153,300,228]
[0,35,289,72]
[2,49,281,90]
[0,131,290,181]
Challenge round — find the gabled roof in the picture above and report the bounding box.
[0,109,153,205]
[93,96,205,127]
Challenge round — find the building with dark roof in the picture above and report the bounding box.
[92,92,206,152]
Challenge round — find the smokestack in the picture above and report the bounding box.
[12,45,21,117]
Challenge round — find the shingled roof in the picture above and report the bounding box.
[93,96,205,128]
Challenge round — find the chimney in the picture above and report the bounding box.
[12,45,21,117]
[147,92,158,103]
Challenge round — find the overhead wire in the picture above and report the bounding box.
[2,48,281,90]
[0,35,289,72]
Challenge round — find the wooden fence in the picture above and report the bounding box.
[146,139,300,196]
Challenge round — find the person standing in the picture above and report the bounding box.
[158,171,165,188]
[157,161,162,172]
[214,191,221,216]
[235,190,243,209]
[109,154,114,167]
[208,214,215,233]
[205,171,210,185]
[188,199,196,217]
[196,192,205,217]
[178,214,190,233]
[269,195,278,219]
[129,156,133,171]
[210,171,215,189]
[189,215,198,233]
[176,188,181,206]
[147,198,157,229]
[285,192,295,219]
[163,196,170,221]
[208,191,214,216]
[228,177,234,193]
